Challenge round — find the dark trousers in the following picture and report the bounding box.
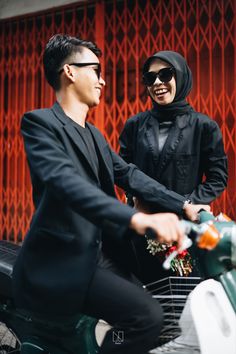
[82,254,163,354]
[18,254,163,354]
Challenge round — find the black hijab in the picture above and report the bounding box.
[143,50,194,121]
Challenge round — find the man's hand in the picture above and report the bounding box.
[183,204,211,222]
[130,212,184,249]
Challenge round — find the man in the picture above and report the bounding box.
[12,34,209,354]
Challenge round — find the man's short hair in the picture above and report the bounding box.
[43,34,102,91]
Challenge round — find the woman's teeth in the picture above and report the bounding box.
[154,88,168,95]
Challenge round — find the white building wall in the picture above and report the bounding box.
[0,0,87,20]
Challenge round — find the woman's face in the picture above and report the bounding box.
[147,58,176,105]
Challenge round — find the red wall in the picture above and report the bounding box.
[0,0,235,242]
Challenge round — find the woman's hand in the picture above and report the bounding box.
[183,204,211,222]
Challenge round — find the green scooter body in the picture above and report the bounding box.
[196,212,236,312]
[20,315,99,354]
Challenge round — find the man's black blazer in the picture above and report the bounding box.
[12,102,185,316]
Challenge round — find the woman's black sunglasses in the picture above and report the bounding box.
[58,62,101,79]
[143,67,175,86]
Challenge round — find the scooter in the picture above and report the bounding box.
[0,211,236,353]
[0,240,21,353]
[0,239,99,353]
[150,211,236,354]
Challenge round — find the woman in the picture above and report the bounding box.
[119,51,228,282]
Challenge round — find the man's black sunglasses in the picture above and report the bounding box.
[143,67,175,86]
[58,62,101,79]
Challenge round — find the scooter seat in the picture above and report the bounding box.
[0,240,20,298]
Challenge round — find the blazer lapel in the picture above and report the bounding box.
[51,102,99,182]
[86,124,114,183]
[157,115,189,178]
[145,114,160,171]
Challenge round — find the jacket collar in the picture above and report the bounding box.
[51,101,73,125]
[146,112,190,177]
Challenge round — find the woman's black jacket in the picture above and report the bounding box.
[119,110,228,206]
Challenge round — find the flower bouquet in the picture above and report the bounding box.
[146,238,193,276]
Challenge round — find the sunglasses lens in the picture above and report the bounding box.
[143,67,174,86]
[158,68,173,83]
[143,72,157,86]
[95,64,101,79]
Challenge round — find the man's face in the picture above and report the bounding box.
[147,58,176,105]
[66,47,105,108]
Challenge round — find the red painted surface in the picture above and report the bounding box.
[0,0,235,242]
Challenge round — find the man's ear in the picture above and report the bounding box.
[63,64,76,83]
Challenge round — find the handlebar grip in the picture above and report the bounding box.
[198,210,215,223]
[163,236,193,270]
